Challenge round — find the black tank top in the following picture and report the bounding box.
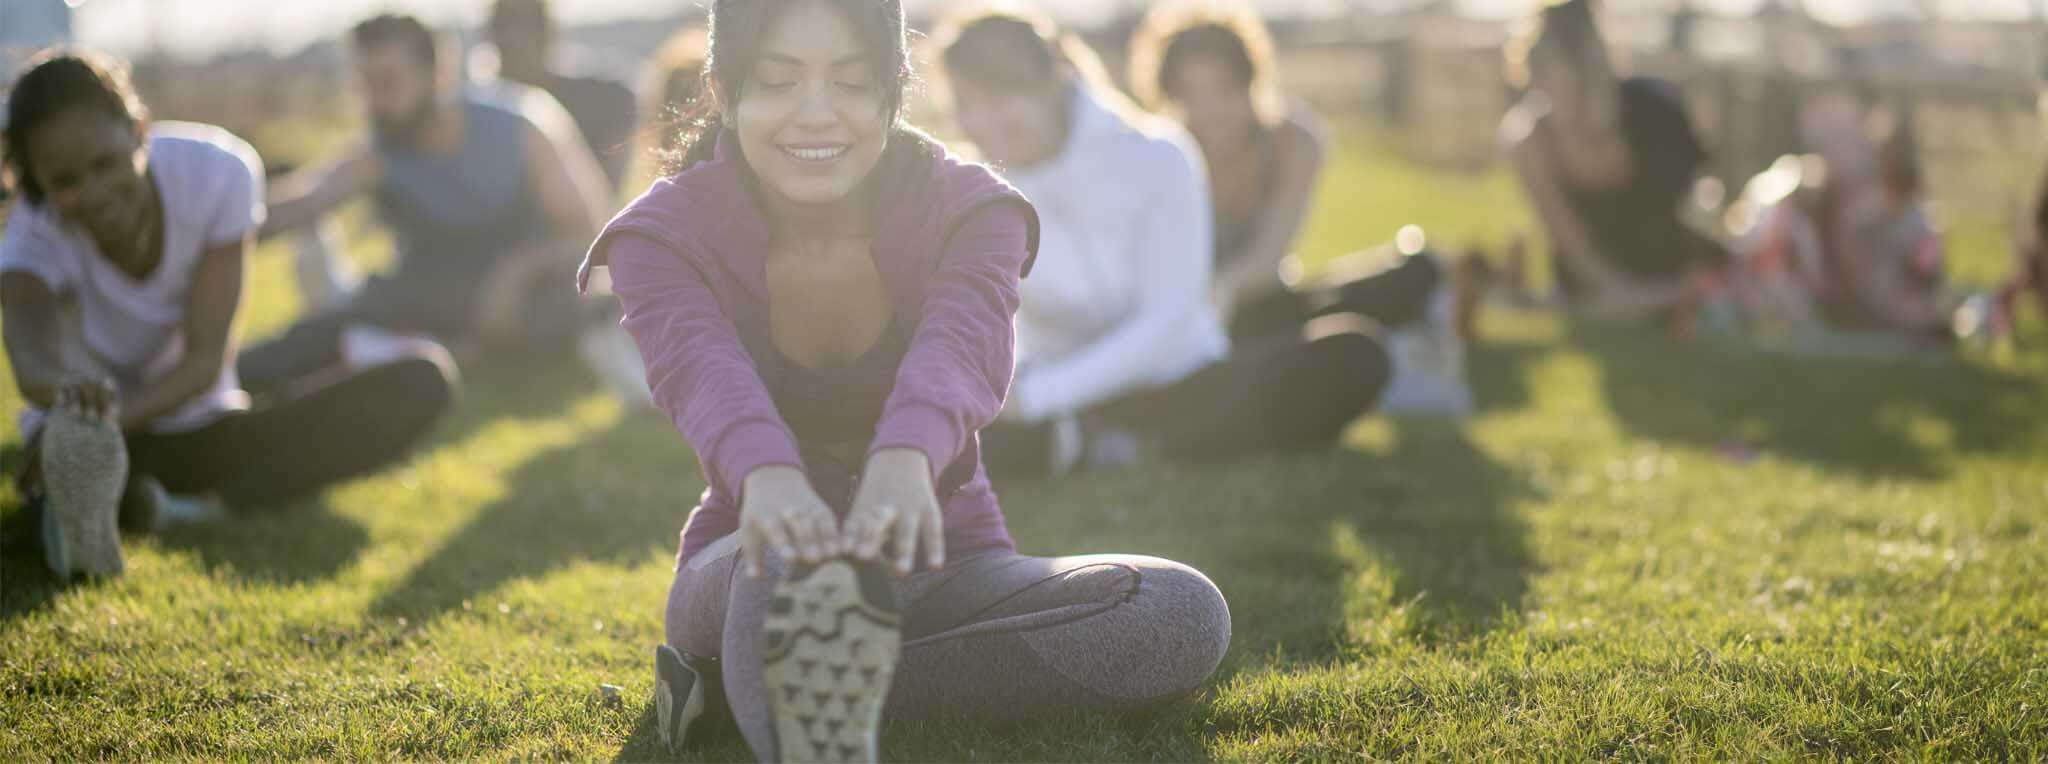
[1547,78,1711,291]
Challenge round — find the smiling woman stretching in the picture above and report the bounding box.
[577,2,1231,761]
[2,52,452,578]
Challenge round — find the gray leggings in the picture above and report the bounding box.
[666,534,1233,760]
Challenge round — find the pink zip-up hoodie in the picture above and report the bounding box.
[581,128,1040,565]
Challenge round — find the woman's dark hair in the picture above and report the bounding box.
[2,50,149,205]
[1506,0,1606,88]
[665,0,911,173]
[1127,3,1279,119]
[350,13,440,70]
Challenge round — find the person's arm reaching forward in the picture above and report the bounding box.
[260,144,381,241]
[848,201,1034,574]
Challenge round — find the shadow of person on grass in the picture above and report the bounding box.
[422,348,609,453]
[1,505,68,625]
[1467,337,1549,414]
[153,499,370,584]
[1346,417,1539,643]
[368,413,700,623]
[1576,320,2048,482]
[0,496,371,628]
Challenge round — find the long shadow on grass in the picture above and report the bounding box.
[1338,418,1538,641]
[999,417,1537,669]
[425,349,604,452]
[1468,337,1546,413]
[369,414,700,622]
[1579,321,2048,481]
[153,500,371,584]
[1,504,66,624]
[1213,420,1538,658]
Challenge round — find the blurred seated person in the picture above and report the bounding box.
[575,25,708,409]
[938,9,1389,476]
[1957,154,2048,344]
[246,13,609,393]
[2,52,452,578]
[487,0,638,190]
[1129,1,1475,414]
[639,27,709,171]
[1501,0,1728,324]
[1726,89,1952,340]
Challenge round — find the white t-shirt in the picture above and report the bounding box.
[1000,84,1228,422]
[2,122,263,435]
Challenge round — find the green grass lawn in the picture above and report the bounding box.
[4,127,2048,761]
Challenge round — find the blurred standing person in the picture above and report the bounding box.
[1500,0,1728,324]
[577,26,709,409]
[244,13,610,394]
[1128,2,1475,414]
[2,52,452,578]
[937,9,1390,476]
[487,0,639,190]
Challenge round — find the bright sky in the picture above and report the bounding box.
[65,0,2048,60]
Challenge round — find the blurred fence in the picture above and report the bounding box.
[119,7,2047,217]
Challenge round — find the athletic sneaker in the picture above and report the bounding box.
[39,403,130,578]
[578,322,654,409]
[1047,415,1084,477]
[761,560,901,763]
[1377,281,1475,417]
[654,645,730,755]
[340,325,453,373]
[291,218,362,312]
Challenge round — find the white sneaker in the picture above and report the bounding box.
[1378,286,1475,417]
[340,325,451,372]
[1047,415,1084,477]
[40,403,130,577]
[157,492,228,528]
[292,219,362,312]
[578,323,654,408]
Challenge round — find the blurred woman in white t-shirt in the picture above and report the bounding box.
[1,51,456,578]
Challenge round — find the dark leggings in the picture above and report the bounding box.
[238,264,585,396]
[983,255,1448,472]
[123,357,453,509]
[667,535,1233,760]
[1228,251,1444,343]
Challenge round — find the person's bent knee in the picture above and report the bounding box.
[1143,559,1232,698]
[1029,556,1231,705]
[385,356,458,419]
[1305,328,1393,409]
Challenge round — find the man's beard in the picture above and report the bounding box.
[373,96,438,145]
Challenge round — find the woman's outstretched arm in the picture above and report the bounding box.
[607,234,805,497]
[869,201,1036,478]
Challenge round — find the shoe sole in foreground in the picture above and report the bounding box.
[655,644,708,756]
[761,559,901,763]
[40,411,129,577]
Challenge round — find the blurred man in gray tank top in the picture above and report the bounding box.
[238,13,610,398]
